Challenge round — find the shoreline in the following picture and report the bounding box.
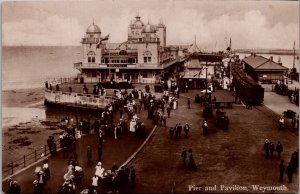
[2,87,45,108]
[2,87,61,174]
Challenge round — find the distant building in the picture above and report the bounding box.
[242,53,288,83]
[181,53,223,89]
[74,15,186,84]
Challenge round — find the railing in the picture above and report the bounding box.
[74,62,82,69]
[140,78,156,84]
[48,77,77,86]
[44,90,117,109]
[2,138,61,178]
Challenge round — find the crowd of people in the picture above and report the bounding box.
[86,162,136,193]
[263,139,299,183]
[6,178,21,194]
[8,80,299,193]
[57,159,83,193]
[169,123,191,139]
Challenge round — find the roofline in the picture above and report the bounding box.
[255,59,289,70]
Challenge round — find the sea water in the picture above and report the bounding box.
[3,46,298,91]
[2,46,82,126]
[2,46,81,91]
[2,46,299,127]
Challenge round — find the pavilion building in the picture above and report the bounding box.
[74,15,187,84]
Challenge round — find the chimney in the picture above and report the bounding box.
[270,56,273,61]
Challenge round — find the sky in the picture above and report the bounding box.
[2,0,299,50]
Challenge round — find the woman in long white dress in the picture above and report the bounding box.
[173,99,177,110]
[63,164,74,180]
[95,162,105,178]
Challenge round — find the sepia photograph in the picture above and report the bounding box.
[2,0,299,193]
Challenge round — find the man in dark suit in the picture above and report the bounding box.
[276,141,283,159]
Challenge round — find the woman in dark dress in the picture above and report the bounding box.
[188,148,197,171]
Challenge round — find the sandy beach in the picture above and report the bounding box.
[2,87,65,175]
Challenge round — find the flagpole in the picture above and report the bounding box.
[293,40,295,69]
[109,39,111,82]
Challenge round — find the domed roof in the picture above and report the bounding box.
[86,23,101,34]
[134,20,144,28]
[133,15,144,28]
[142,23,156,33]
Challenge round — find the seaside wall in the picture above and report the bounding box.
[44,90,115,109]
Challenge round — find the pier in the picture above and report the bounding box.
[3,85,299,193]
[44,89,116,111]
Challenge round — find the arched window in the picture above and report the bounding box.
[143,50,152,63]
[143,50,152,57]
[87,51,96,63]
[119,50,127,55]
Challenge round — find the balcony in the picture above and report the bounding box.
[74,62,101,69]
[81,37,100,44]
[74,62,82,69]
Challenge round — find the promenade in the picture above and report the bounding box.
[2,86,298,193]
[129,89,298,193]
[2,94,156,193]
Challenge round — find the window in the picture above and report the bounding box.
[119,50,127,55]
[142,72,150,78]
[87,51,96,63]
[143,50,152,57]
[87,71,96,77]
[144,57,151,63]
[88,57,95,63]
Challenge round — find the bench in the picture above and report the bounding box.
[214,101,234,109]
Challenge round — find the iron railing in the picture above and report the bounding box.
[2,138,61,178]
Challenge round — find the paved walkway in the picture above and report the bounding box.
[129,89,298,193]
[264,92,299,116]
[2,101,155,193]
[3,86,298,193]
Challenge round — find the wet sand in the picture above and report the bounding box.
[2,87,64,175]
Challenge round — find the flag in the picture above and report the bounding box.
[97,34,110,48]
[96,40,101,49]
[102,34,109,41]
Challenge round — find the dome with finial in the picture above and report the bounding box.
[157,18,165,27]
[86,19,101,34]
[133,13,144,28]
[142,19,156,33]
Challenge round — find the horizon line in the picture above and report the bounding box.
[2,45,299,51]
